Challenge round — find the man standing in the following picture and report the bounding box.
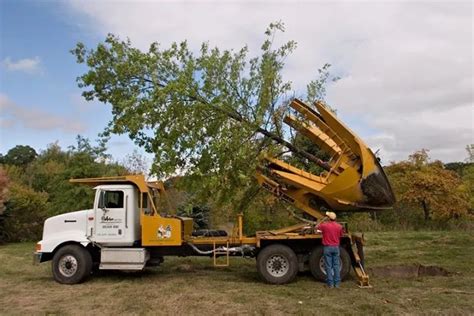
[317,211,344,288]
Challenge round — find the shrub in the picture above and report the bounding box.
[3,182,49,242]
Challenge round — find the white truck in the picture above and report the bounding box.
[35,181,152,284]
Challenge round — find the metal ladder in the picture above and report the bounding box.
[213,241,230,267]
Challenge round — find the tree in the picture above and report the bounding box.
[441,146,473,212]
[29,138,128,216]
[1,138,131,242]
[122,149,150,175]
[466,144,474,163]
[386,149,469,221]
[68,135,110,161]
[444,162,472,177]
[72,22,334,207]
[462,164,474,212]
[285,132,330,175]
[3,181,49,242]
[0,167,8,215]
[306,62,339,107]
[177,205,210,230]
[2,145,37,167]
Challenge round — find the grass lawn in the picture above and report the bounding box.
[0,231,473,315]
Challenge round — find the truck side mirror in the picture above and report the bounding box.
[98,191,106,209]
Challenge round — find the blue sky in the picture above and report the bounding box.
[0,0,135,161]
[0,0,472,164]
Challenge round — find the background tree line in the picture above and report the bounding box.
[0,139,472,243]
[0,137,128,242]
[345,147,473,231]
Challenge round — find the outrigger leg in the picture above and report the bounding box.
[351,234,371,288]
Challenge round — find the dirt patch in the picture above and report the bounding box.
[174,264,195,272]
[368,264,451,278]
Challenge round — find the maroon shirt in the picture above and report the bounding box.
[317,221,344,246]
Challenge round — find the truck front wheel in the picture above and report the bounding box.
[52,244,92,284]
[256,244,298,284]
[309,246,351,282]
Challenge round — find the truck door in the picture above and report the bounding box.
[94,190,127,241]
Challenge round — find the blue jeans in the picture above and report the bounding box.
[323,246,340,287]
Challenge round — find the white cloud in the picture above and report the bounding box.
[2,56,42,74]
[66,0,473,162]
[0,93,85,133]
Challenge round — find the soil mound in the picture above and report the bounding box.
[368,264,451,278]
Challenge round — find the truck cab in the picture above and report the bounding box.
[37,184,140,255]
[90,184,141,246]
[35,175,193,284]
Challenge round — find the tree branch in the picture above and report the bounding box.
[186,90,331,172]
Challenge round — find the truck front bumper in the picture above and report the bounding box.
[33,252,52,264]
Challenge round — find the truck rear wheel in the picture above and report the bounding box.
[309,246,351,282]
[52,244,92,284]
[256,244,298,284]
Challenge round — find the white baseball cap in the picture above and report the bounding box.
[325,211,337,220]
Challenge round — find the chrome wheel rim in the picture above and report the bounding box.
[58,255,78,277]
[266,255,289,277]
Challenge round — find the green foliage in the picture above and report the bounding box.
[444,161,473,177]
[25,138,128,216]
[177,205,210,229]
[280,63,336,175]
[240,191,297,235]
[1,137,129,241]
[2,145,37,167]
[306,63,339,106]
[341,212,384,232]
[122,149,150,175]
[71,23,335,211]
[0,167,8,215]
[462,164,474,211]
[284,132,330,175]
[0,167,9,243]
[3,182,49,242]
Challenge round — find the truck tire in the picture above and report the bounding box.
[52,244,92,284]
[256,244,298,284]
[309,246,351,282]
